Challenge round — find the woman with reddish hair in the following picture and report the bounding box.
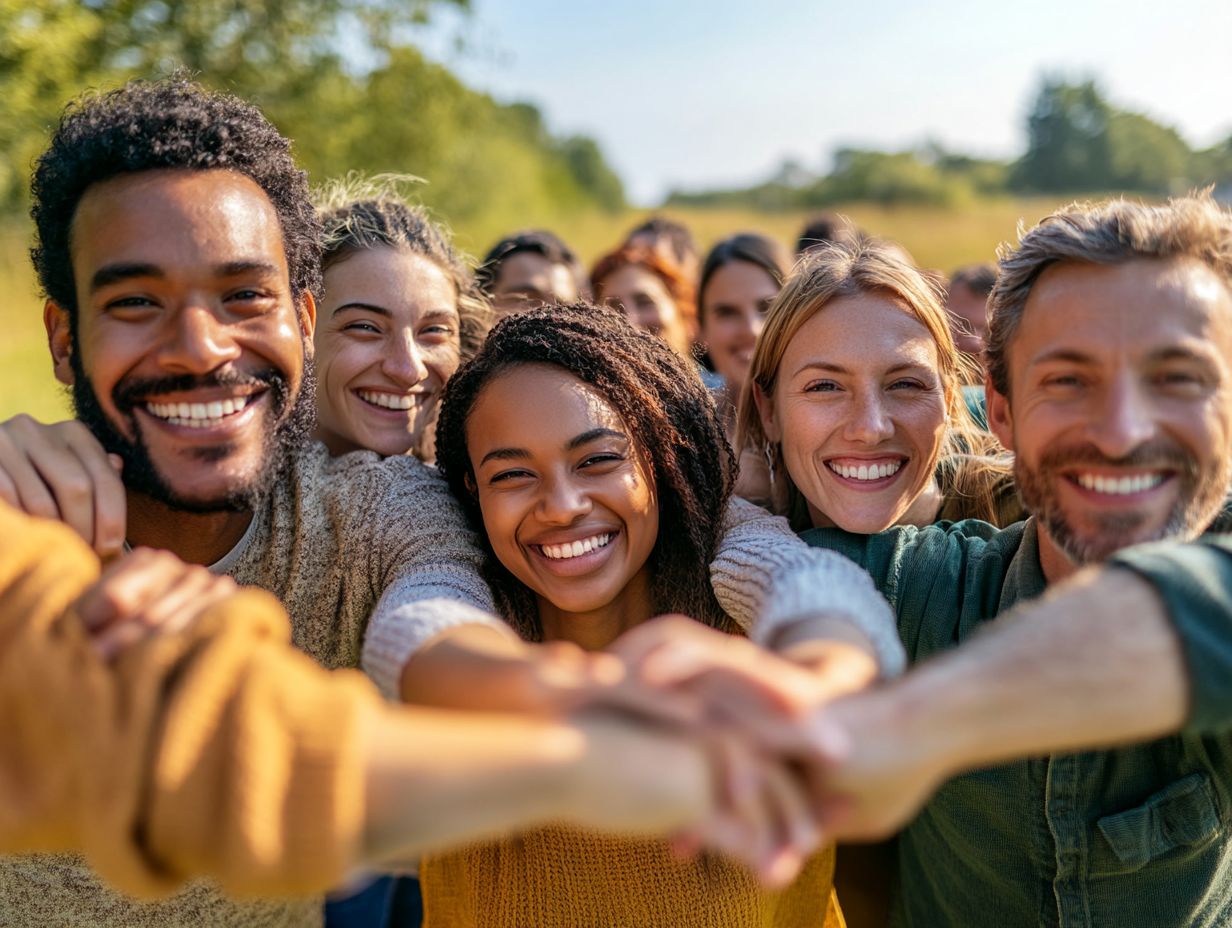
[590,243,697,359]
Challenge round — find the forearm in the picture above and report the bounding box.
[359,705,585,863]
[396,622,541,709]
[894,568,1187,777]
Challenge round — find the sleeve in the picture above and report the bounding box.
[1108,536,1232,734]
[0,502,376,899]
[710,498,906,678]
[360,459,509,698]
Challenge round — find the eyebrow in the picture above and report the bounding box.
[791,360,930,378]
[333,302,391,318]
[1027,348,1099,368]
[478,427,628,466]
[89,260,281,293]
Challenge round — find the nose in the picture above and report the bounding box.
[382,330,430,387]
[1086,376,1159,460]
[158,303,242,373]
[748,311,766,341]
[538,472,592,525]
[843,389,895,445]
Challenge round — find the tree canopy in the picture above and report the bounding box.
[0,0,625,230]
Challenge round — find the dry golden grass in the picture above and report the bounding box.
[0,196,1065,422]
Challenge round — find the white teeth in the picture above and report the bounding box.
[540,533,613,560]
[145,395,252,427]
[1076,473,1165,495]
[827,461,902,481]
[359,390,415,410]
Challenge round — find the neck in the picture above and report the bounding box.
[536,569,655,650]
[126,491,254,566]
[899,475,945,527]
[1035,526,1081,585]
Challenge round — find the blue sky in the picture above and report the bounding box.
[419,0,1232,205]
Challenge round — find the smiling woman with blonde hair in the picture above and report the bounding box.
[736,239,1019,533]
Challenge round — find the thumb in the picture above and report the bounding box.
[107,453,124,473]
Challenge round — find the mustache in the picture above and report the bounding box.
[1036,440,1197,476]
[113,367,286,414]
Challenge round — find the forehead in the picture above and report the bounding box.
[601,264,668,296]
[1013,258,1232,368]
[785,293,940,369]
[70,169,288,286]
[469,363,625,447]
[324,247,456,309]
[704,260,778,301]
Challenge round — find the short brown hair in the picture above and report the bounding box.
[987,193,1232,397]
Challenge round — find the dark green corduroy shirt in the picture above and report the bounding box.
[803,519,1232,928]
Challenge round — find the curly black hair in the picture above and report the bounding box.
[474,228,586,297]
[30,76,322,328]
[435,303,738,641]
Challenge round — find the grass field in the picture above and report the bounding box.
[0,196,1064,423]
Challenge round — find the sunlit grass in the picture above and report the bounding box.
[0,195,1066,422]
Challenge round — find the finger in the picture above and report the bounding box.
[123,568,229,638]
[607,614,699,664]
[592,677,707,727]
[0,423,63,523]
[65,433,127,558]
[19,424,102,547]
[76,547,164,630]
[757,764,818,887]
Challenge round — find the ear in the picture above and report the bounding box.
[44,301,75,386]
[752,381,781,442]
[985,374,1015,452]
[297,290,317,340]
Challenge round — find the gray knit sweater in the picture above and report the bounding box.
[0,444,900,927]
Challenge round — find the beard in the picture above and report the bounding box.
[1014,439,1231,566]
[69,348,316,515]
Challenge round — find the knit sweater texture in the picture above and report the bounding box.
[0,445,492,928]
[0,502,375,916]
[420,826,845,927]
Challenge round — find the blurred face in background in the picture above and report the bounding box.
[700,259,780,394]
[596,264,692,357]
[490,251,579,317]
[314,247,461,460]
[946,284,990,360]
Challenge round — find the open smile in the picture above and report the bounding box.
[529,531,619,577]
[824,457,906,487]
[356,388,421,413]
[1064,469,1172,499]
[142,392,262,430]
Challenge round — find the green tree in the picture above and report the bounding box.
[1013,78,1113,192]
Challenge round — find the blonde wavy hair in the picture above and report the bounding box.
[735,238,1009,530]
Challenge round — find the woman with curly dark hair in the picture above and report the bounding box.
[425,304,846,927]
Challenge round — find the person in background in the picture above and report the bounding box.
[697,233,792,444]
[591,243,699,362]
[625,215,701,282]
[312,181,492,464]
[475,229,586,317]
[795,212,860,257]
[945,262,997,380]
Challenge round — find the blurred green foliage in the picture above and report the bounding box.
[0,0,624,227]
[669,78,1232,210]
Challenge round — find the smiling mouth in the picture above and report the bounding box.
[534,532,614,560]
[357,389,418,411]
[826,460,903,482]
[144,394,258,429]
[1070,471,1168,496]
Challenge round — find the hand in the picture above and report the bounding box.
[0,415,125,558]
[793,685,952,843]
[568,709,819,887]
[73,547,239,659]
[610,615,876,753]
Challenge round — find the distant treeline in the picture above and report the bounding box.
[667,79,1232,210]
[0,0,624,230]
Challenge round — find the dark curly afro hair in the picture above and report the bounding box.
[30,76,322,328]
[434,302,739,641]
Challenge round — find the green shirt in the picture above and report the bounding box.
[803,519,1232,928]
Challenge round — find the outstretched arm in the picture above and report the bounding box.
[813,564,1188,840]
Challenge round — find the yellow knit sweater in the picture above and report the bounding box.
[422,825,844,927]
[0,502,375,899]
